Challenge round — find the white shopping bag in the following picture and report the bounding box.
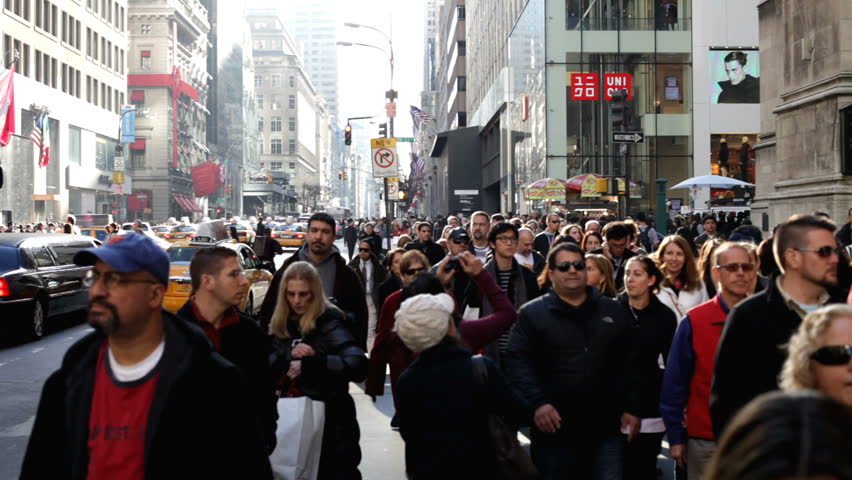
[270,397,326,480]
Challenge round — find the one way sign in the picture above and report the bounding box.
[612,132,645,143]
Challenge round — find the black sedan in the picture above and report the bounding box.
[0,234,99,339]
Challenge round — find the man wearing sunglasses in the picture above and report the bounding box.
[660,242,757,479]
[711,214,842,438]
[22,234,272,479]
[534,213,562,257]
[348,240,387,350]
[505,242,640,479]
[431,227,474,304]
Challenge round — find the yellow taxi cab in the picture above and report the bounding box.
[165,224,197,243]
[162,237,272,314]
[151,225,172,239]
[270,223,307,249]
[227,223,255,244]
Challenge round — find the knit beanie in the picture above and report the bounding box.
[394,293,455,353]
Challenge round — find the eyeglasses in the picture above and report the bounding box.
[794,246,842,258]
[358,248,371,252]
[554,260,586,272]
[83,270,159,289]
[495,235,518,244]
[714,263,756,273]
[403,267,426,276]
[810,345,852,365]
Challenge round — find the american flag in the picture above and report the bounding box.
[30,112,50,167]
[410,105,433,125]
[410,152,425,179]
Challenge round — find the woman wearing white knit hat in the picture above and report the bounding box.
[395,292,533,479]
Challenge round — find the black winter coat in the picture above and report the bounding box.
[377,274,402,311]
[176,300,278,453]
[404,240,446,267]
[589,247,638,291]
[259,245,369,351]
[617,293,677,419]
[504,288,640,442]
[21,310,272,480]
[348,254,388,307]
[269,307,368,480]
[343,225,358,246]
[710,277,836,437]
[397,341,530,480]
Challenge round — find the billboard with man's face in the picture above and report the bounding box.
[710,49,760,104]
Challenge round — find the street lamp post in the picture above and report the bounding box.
[340,21,396,250]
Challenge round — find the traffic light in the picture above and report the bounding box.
[344,124,352,145]
[378,123,387,138]
[215,207,223,215]
[342,171,348,181]
[610,89,632,131]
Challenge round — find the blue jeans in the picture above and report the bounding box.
[532,434,625,480]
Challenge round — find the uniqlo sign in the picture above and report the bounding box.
[570,73,599,100]
[570,73,634,101]
[603,73,633,100]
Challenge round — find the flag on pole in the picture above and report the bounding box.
[31,112,50,167]
[0,66,15,146]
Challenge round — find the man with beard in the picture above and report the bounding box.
[177,247,277,455]
[21,234,271,479]
[711,215,841,437]
[259,212,368,349]
[717,51,760,104]
[468,211,492,261]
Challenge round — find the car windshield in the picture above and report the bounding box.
[152,226,170,232]
[275,225,300,232]
[167,247,200,262]
[232,224,248,231]
[0,246,21,274]
[172,226,195,232]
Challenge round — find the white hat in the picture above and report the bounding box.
[394,293,455,353]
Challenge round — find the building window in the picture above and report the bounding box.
[289,76,295,87]
[458,40,466,56]
[271,74,281,87]
[457,5,465,19]
[254,74,262,88]
[69,126,81,166]
[140,50,151,70]
[256,94,264,110]
[288,139,296,154]
[288,95,295,109]
[270,117,281,132]
[289,162,296,170]
[270,161,283,170]
[288,117,295,132]
[257,117,263,131]
[271,95,280,110]
[131,149,145,169]
[457,76,466,91]
[141,24,151,34]
[4,0,31,20]
[270,139,282,154]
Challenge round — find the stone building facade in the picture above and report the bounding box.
[751,0,852,230]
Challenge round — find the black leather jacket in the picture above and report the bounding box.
[269,306,367,401]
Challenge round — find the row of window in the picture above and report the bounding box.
[258,116,296,132]
[2,35,123,114]
[87,27,125,74]
[4,0,125,32]
[255,74,296,89]
[61,10,82,50]
[257,94,296,110]
[268,162,297,171]
[265,139,297,155]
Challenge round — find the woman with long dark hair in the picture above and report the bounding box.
[268,261,367,479]
[619,256,677,480]
[654,235,708,320]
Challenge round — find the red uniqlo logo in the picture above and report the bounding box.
[604,73,633,100]
[571,73,599,100]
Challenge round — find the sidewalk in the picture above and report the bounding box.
[351,382,406,478]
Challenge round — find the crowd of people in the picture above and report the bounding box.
[18,206,852,480]
[1,214,83,234]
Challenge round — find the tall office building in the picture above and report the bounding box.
[433,0,466,133]
[1,0,129,224]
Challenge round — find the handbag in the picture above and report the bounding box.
[270,396,326,480]
[471,355,540,480]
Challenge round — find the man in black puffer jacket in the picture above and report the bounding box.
[505,242,640,480]
[177,246,278,454]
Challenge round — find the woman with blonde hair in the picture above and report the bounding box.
[397,234,413,249]
[655,235,708,320]
[696,238,725,297]
[268,261,367,479]
[586,253,618,297]
[781,304,852,408]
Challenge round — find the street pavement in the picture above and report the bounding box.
[0,238,672,479]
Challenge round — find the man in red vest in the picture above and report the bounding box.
[660,242,757,480]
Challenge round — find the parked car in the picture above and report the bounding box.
[271,224,307,249]
[0,234,99,338]
[162,237,271,314]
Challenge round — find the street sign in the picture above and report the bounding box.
[371,137,399,177]
[397,137,415,143]
[387,176,400,200]
[113,172,125,184]
[612,132,645,143]
[114,156,125,172]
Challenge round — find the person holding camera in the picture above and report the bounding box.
[431,227,474,304]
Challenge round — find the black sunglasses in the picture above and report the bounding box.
[811,345,852,365]
[359,248,371,252]
[715,263,756,273]
[795,246,843,258]
[554,260,586,272]
[403,267,426,276]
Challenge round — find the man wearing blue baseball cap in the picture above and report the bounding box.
[21,233,272,479]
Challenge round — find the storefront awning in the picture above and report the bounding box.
[130,90,145,101]
[172,194,202,212]
[130,138,146,150]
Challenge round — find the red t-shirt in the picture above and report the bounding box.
[191,298,241,352]
[87,344,160,480]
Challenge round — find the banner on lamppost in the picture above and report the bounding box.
[120,106,136,143]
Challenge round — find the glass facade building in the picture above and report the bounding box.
[509,0,693,213]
